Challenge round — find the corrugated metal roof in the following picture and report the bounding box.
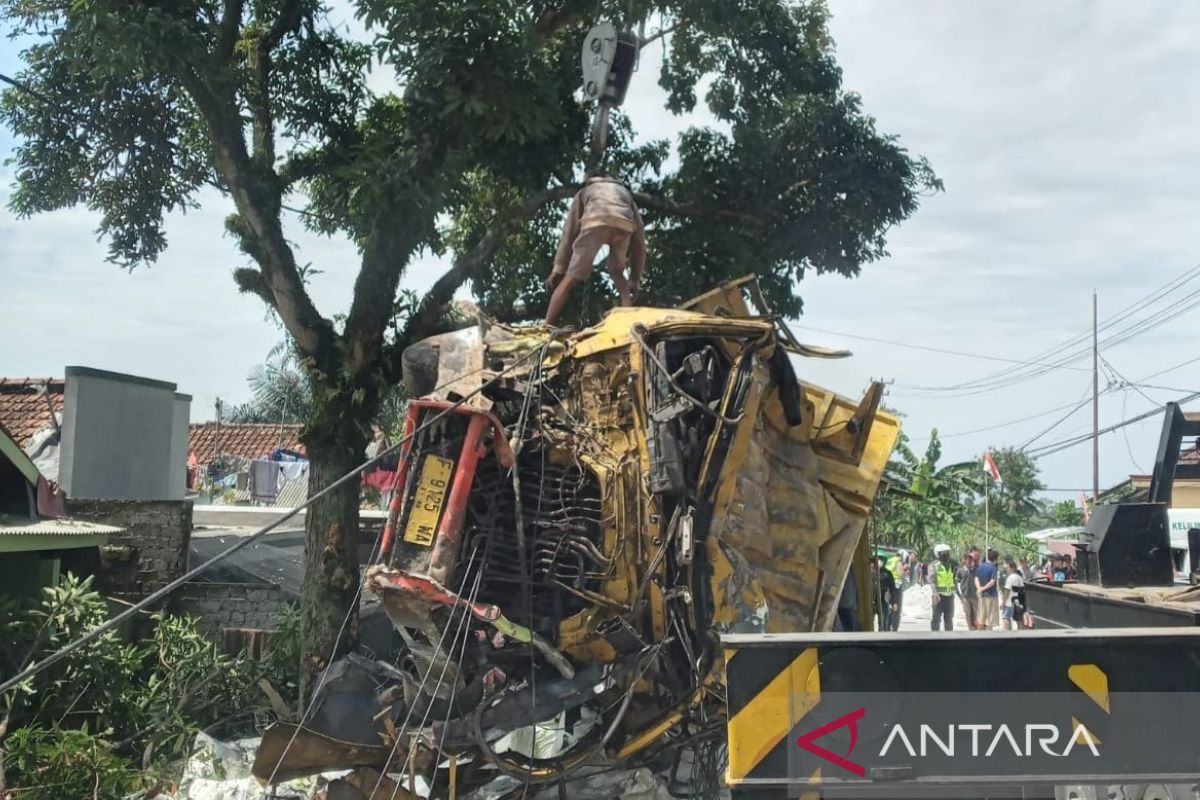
[189,422,304,465]
[0,518,123,535]
[0,378,64,448]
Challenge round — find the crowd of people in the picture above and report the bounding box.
[867,545,1079,632]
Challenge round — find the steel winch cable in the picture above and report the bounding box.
[260,526,387,793]
[263,348,549,792]
[370,544,486,800]
[0,345,546,698]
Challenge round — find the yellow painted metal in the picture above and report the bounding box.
[1068,663,1111,713]
[403,455,453,547]
[726,647,821,783]
[467,277,898,739]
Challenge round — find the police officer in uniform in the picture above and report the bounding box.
[929,543,956,631]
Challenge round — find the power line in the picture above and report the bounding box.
[951,264,1200,392]
[908,381,1097,441]
[1016,394,1093,452]
[791,325,1091,373]
[1026,389,1200,460]
[907,355,1200,442]
[900,264,1200,396]
[1102,357,1157,407]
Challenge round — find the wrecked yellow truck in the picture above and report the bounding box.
[253,277,898,794]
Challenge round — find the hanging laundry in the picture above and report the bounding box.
[279,460,308,482]
[250,459,279,504]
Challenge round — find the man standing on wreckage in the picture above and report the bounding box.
[543,170,647,325]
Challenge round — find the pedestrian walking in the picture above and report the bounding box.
[929,544,956,631]
[956,550,979,630]
[1004,559,1032,629]
[884,551,904,630]
[872,556,898,632]
[975,547,1000,630]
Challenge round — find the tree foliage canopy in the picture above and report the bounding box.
[2,0,940,381]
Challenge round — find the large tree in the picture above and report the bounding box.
[1,0,939,692]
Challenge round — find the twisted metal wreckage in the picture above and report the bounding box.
[252,277,899,796]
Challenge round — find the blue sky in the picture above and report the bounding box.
[2,1,1199,501]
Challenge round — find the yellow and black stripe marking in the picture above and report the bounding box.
[725,646,821,785]
[1068,662,1110,745]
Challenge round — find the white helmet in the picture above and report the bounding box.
[933,543,950,556]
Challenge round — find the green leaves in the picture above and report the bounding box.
[4,726,137,800]
[1,0,940,347]
[1,574,303,795]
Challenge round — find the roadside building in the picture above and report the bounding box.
[0,421,120,599]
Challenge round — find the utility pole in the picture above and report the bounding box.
[1092,292,1099,503]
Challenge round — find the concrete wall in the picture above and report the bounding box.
[66,498,192,597]
[167,393,191,501]
[60,366,189,501]
[174,581,293,640]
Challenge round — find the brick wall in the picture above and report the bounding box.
[65,499,192,596]
[174,581,293,640]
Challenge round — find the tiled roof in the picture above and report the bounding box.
[0,379,64,449]
[189,422,304,465]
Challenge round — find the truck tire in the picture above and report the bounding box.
[402,340,440,397]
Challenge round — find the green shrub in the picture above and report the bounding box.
[5,726,137,800]
[1,574,302,792]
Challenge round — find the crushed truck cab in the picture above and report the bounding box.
[253,277,898,791]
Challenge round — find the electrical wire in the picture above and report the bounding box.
[0,346,544,698]
[259,527,385,791]
[374,545,485,799]
[1026,389,1200,460]
[1015,393,1094,453]
[1102,356,1159,408]
[897,263,1200,396]
[790,325,1093,373]
[1119,390,1146,475]
[908,355,1200,444]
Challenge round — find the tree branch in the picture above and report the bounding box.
[343,210,415,375]
[248,0,304,166]
[632,191,767,226]
[215,0,244,62]
[176,68,331,360]
[640,23,679,49]
[533,1,592,42]
[264,0,305,51]
[398,184,577,350]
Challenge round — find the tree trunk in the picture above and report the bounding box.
[299,417,368,700]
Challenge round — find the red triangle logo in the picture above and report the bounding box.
[796,707,866,777]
